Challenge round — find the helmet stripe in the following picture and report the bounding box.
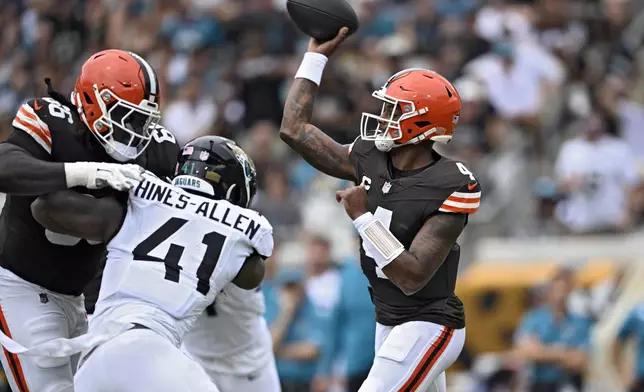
[128,51,159,103]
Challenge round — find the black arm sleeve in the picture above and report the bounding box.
[0,136,68,196]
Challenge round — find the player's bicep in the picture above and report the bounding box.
[31,190,125,242]
[408,213,467,266]
[232,252,266,290]
[280,123,356,181]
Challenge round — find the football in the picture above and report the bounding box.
[286,0,359,42]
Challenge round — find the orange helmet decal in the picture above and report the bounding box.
[73,49,161,161]
[360,68,462,151]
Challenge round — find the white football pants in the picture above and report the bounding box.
[359,321,465,392]
[0,266,87,392]
[211,360,281,392]
[74,328,219,392]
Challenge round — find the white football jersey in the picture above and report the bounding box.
[182,283,273,375]
[90,172,273,347]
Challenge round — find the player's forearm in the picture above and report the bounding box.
[362,213,467,296]
[515,339,563,364]
[0,143,68,196]
[280,69,355,181]
[381,252,446,296]
[277,342,320,361]
[31,190,124,242]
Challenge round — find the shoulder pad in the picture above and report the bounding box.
[437,160,481,215]
[12,99,53,154]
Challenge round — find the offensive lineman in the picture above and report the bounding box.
[0,49,178,391]
[280,28,480,392]
[182,285,281,392]
[29,136,272,392]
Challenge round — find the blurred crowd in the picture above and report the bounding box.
[2,0,644,239]
[2,0,644,390]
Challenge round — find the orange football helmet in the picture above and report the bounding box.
[71,49,161,161]
[360,68,462,152]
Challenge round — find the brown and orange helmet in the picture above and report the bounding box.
[360,68,462,152]
[71,49,161,161]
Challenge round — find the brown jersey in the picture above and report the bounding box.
[348,137,481,329]
[0,97,179,296]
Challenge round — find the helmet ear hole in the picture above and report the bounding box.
[83,92,94,104]
[414,121,432,129]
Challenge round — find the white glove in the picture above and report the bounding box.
[64,162,145,191]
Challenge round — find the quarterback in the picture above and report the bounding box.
[280,28,480,392]
[29,136,272,391]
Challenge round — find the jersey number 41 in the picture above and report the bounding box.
[133,217,226,295]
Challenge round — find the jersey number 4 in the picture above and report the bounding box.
[133,217,226,295]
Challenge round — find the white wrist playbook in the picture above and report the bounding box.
[353,212,405,269]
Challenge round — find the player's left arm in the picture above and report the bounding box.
[380,213,467,296]
[233,220,273,289]
[337,169,480,296]
[31,190,125,242]
[232,252,266,290]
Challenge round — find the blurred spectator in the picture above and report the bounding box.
[473,0,531,43]
[466,39,566,130]
[162,75,217,146]
[510,268,592,392]
[327,259,375,392]
[613,302,644,392]
[303,235,342,392]
[599,69,644,168]
[554,113,640,234]
[253,166,301,239]
[265,265,325,392]
[161,1,224,54]
[239,121,290,184]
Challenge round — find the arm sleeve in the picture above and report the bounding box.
[9,99,53,155]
